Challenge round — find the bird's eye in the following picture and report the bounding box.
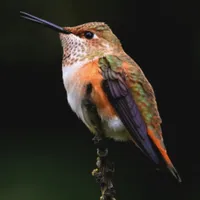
[84,31,94,39]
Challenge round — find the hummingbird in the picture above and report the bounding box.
[20,11,181,182]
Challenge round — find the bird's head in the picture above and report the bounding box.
[60,22,122,66]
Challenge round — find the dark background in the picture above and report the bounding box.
[1,0,200,199]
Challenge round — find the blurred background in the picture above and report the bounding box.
[1,0,200,199]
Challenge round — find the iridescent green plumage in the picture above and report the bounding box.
[99,54,162,133]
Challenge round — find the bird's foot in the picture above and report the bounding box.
[92,135,102,144]
[97,148,108,157]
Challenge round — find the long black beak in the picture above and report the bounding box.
[20,11,71,34]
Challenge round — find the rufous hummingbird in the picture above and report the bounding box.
[20,11,181,182]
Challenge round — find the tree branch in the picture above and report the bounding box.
[92,135,116,200]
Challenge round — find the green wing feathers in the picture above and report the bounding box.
[99,54,181,182]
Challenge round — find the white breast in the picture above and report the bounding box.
[62,60,89,80]
[62,60,89,121]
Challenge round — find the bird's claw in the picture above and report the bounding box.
[92,135,102,144]
[97,148,108,157]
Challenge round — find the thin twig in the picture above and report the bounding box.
[92,135,116,200]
